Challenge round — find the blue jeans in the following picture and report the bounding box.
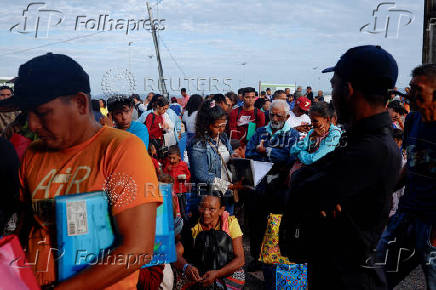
[376,212,436,289]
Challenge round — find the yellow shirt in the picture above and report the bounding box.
[191,216,243,240]
[100,107,108,116]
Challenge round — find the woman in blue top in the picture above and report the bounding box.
[290,101,341,169]
[187,99,241,215]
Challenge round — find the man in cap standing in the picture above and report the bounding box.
[280,45,402,289]
[6,53,162,289]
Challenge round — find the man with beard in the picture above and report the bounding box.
[245,99,300,272]
[280,45,402,289]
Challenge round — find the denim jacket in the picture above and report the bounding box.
[187,134,233,185]
[246,121,300,166]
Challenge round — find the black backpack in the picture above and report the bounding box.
[192,229,234,276]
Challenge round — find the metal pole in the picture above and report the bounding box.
[423,0,436,64]
[146,2,168,97]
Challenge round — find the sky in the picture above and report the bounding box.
[0,0,424,97]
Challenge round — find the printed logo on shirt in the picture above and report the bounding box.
[237,115,253,126]
[406,143,436,178]
[32,166,92,199]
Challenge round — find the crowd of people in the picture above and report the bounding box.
[0,44,434,290]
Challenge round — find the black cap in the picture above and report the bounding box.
[0,53,90,111]
[322,45,398,92]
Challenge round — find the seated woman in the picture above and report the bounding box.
[174,192,245,289]
[290,101,341,172]
[187,99,242,215]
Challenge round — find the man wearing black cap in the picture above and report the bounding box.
[5,53,162,289]
[280,45,402,289]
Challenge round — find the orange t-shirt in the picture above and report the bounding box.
[19,126,162,289]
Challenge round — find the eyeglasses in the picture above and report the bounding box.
[199,206,217,213]
[212,122,227,129]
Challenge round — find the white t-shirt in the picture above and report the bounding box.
[286,111,311,128]
[182,111,198,134]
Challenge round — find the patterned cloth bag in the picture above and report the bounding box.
[258,213,291,265]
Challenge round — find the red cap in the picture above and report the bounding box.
[296,96,311,111]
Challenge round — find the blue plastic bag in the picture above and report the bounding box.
[55,183,176,281]
[276,263,308,290]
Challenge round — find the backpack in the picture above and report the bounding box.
[193,229,234,276]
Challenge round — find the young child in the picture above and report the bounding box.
[148,142,162,176]
[163,145,191,195]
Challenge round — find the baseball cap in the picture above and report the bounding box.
[0,53,90,111]
[322,45,398,93]
[296,96,311,111]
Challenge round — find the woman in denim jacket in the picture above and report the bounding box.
[187,99,240,214]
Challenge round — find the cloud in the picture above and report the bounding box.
[0,0,424,94]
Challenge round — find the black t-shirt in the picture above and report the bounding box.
[306,92,314,101]
[0,137,20,232]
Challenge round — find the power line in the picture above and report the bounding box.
[0,30,106,58]
[158,34,187,78]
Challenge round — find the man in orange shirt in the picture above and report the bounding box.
[3,53,162,289]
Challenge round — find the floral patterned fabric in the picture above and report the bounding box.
[258,214,291,265]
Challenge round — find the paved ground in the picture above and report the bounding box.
[241,235,426,290]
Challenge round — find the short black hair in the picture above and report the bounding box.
[254,98,266,109]
[201,190,224,207]
[274,90,286,96]
[387,100,408,115]
[212,94,226,104]
[153,95,169,109]
[99,98,106,107]
[168,145,181,156]
[91,99,101,112]
[107,95,134,112]
[237,88,244,95]
[242,87,255,96]
[0,86,13,94]
[181,88,187,93]
[412,63,436,80]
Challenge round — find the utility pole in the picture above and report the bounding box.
[146,2,168,97]
[423,0,436,64]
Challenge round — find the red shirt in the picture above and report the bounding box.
[228,107,265,143]
[146,113,164,140]
[163,161,191,194]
